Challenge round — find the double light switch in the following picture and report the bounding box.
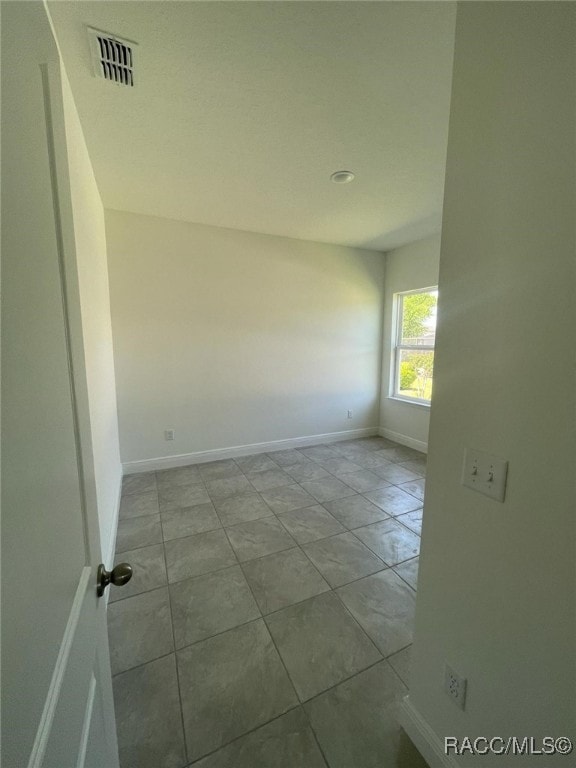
[462,448,508,502]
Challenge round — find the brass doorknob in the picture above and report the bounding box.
[97,562,133,597]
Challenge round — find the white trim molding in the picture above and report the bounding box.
[379,427,427,454]
[76,675,96,768]
[122,427,379,474]
[400,697,461,768]
[28,567,92,768]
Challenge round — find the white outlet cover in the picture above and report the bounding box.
[462,448,508,502]
[444,664,467,710]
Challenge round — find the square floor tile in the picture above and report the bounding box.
[156,464,202,490]
[158,482,210,512]
[161,503,221,541]
[353,519,420,566]
[122,472,157,497]
[170,565,260,648]
[331,443,373,461]
[302,533,385,588]
[260,485,317,514]
[116,514,162,553]
[371,447,405,463]
[393,446,425,463]
[324,495,389,529]
[315,457,364,475]
[395,509,423,536]
[110,544,167,602]
[119,491,159,520]
[393,557,419,591]
[374,464,421,485]
[299,477,357,504]
[339,470,391,493]
[113,654,186,768]
[193,708,326,768]
[397,459,427,478]
[266,592,381,701]
[304,662,410,768]
[336,570,416,656]
[398,478,426,503]
[164,530,236,583]
[226,517,296,562]
[205,475,253,500]
[242,547,330,614]
[388,645,412,687]
[198,459,242,481]
[214,492,274,527]
[277,505,345,544]
[234,453,279,473]
[363,487,423,516]
[266,449,309,466]
[353,452,393,471]
[177,619,298,762]
[284,462,331,483]
[246,468,293,492]
[299,445,340,462]
[108,587,173,675]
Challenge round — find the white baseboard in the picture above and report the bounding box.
[379,427,427,454]
[122,427,379,475]
[400,697,460,768]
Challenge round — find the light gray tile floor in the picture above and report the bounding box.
[110,437,427,767]
[161,503,221,541]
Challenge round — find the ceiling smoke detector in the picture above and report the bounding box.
[330,170,355,184]
[88,27,137,87]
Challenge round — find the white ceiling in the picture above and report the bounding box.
[48,1,456,252]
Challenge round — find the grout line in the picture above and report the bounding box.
[307,727,332,768]
[327,588,386,659]
[345,528,419,571]
[391,562,419,593]
[159,566,189,758]
[387,641,414,659]
[110,649,175,680]
[175,613,266,656]
[301,656,387,707]
[185,704,304,766]
[223,536,304,717]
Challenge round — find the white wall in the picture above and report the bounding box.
[380,235,440,451]
[405,3,575,763]
[60,66,122,564]
[105,210,385,466]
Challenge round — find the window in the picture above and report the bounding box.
[392,287,437,405]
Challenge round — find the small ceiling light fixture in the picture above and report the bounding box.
[330,170,355,184]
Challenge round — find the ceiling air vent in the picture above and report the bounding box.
[88,27,136,87]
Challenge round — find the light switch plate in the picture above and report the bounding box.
[462,448,508,502]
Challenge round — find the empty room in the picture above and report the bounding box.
[2,2,574,768]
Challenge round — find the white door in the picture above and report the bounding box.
[2,3,121,766]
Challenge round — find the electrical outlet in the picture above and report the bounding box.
[444,664,467,710]
[347,410,353,419]
[164,429,175,441]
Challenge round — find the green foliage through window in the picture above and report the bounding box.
[400,361,417,390]
[394,288,437,404]
[401,292,437,342]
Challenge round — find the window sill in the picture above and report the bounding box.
[387,395,431,409]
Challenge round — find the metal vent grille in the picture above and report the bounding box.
[88,28,136,87]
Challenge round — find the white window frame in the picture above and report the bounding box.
[391,286,437,407]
